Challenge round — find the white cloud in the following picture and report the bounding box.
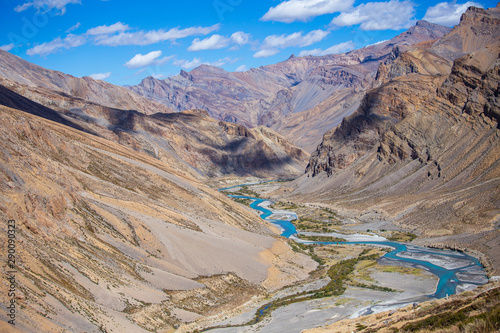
[151,73,169,79]
[66,22,81,33]
[188,31,251,51]
[22,22,220,56]
[27,34,86,56]
[231,31,251,45]
[298,40,355,56]
[173,57,234,69]
[210,57,236,67]
[125,51,172,69]
[261,0,355,23]
[173,58,203,69]
[331,0,416,30]
[255,29,329,57]
[95,24,220,46]
[15,0,81,14]
[89,72,111,80]
[86,22,130,35]
[262,29,330,49]
[188,34,230,51]
[0,44,15,52]
[235,65,248,72]
[423,1,482,26]
[253,49,280,58]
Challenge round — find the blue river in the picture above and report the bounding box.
[221,187,488,300]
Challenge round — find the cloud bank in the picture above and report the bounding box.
[331,0,416,30]
[261,0,354,23]
[423,1,482,26]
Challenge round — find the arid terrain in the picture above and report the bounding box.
[0,3,499,333]
[0,104,316,332]
[128,20,451,151]
[289,4,500,276]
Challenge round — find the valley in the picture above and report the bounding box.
[0,2,499,332]
[176,181,490,332]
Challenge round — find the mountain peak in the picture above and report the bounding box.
[415,20,436,27]
[405,19,452,37]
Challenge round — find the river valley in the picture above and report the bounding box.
[204,181,489,333]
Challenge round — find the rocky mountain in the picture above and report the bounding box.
[128,21,451,151]
[298,4,500,273]
[0,18,316,332]
[0,101,316,332]
[0,63,309,179]
[0,49,173,115]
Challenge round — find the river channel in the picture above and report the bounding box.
[213,183,489,331]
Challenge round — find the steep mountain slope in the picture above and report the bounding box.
[0,66,309,179]
[0,104,316,332]
[128,21,451,150]
[0,49,173,115]
[295,4,500,273]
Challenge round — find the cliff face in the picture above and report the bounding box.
[301,5,500,273]
[306,5,500,177]
[128,21,450,150]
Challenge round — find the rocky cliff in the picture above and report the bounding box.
[300,4,500,273]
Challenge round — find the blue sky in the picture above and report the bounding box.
[0,0,497,86]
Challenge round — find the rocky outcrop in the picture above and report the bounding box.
[432,4,500,60]
[306,73,441,176]
[307,4,500,178]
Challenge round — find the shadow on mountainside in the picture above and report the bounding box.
[0,84,97,136]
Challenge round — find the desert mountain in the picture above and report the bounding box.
[0,65,308,179]
[0,45,311,332]
[0,102,315,332]
[296,4,500,273]
[129,21,451,150]
[0,49,175,115]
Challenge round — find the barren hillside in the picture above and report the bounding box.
[0,104,315,332]
[290,4,500,274]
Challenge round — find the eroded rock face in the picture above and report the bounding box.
[301,4,500,273]
[306,74,441,176]
[307,4,500,178]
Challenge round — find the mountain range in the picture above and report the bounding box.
[296,3,500,273]
[128,20,451,151]
[0,3,499,333]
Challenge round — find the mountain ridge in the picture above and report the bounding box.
[128,20,451,150]
[0,75,309,179]
[0,49,174,115]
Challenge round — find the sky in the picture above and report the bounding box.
[0,0,497,86]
